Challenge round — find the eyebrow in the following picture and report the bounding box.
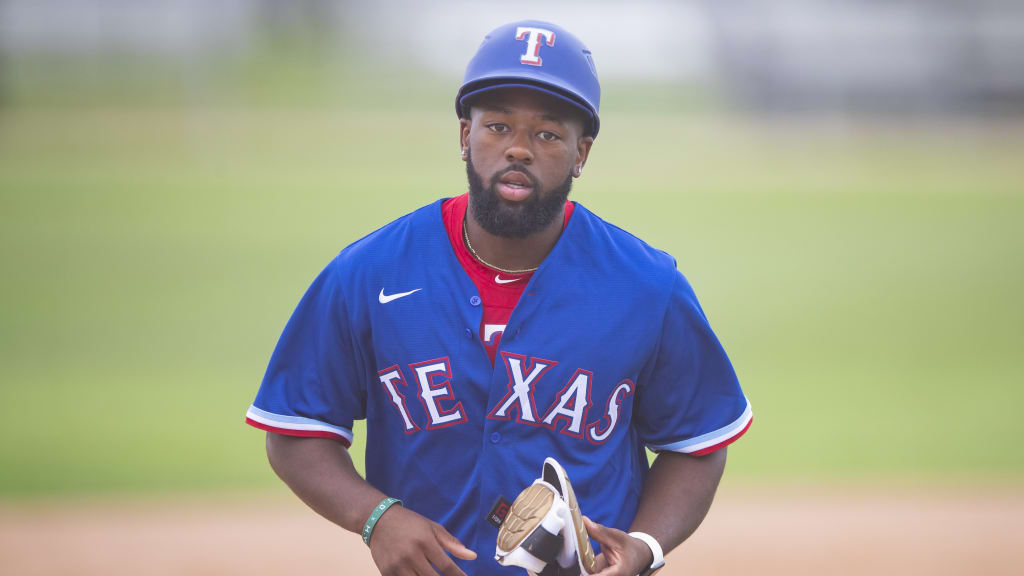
[538,113,568,125]
[479,106,568,126]
[479,105,513,115]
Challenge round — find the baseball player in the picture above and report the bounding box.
[245,20,751,576]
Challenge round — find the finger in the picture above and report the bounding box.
[583,519,631,576]
[592,552,610,572]
[425,544,467,576]
[410,555,441,576]
[588,558,633,576]
[402,561,431,576]
[433,525,478,560]
[583,516,613,545]
[588,565,629,576]
[394,567,419,576]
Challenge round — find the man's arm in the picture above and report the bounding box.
[265,433,476,576]
[584,448,727,576]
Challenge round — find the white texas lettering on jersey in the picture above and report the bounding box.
[378,367,418,432]
[377,358,633,443]
[515,26,555,66]
[542,369,592,438]
[411,358,466,430]
[587,380,634,444]
[488,354,556,424]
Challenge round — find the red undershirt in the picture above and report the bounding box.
[442,193,575,365]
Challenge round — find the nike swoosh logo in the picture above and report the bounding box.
[379,288,422,304]
[494,275,522,284]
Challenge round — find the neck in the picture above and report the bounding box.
[464,204,565,273]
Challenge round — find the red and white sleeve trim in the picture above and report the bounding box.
[646,399,752,456]
[245,405,353,447]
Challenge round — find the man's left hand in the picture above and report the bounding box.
[583,516,655,576]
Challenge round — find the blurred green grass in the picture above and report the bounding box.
[1,79,1023,496]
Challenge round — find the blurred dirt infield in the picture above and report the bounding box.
[2,485,1022,576]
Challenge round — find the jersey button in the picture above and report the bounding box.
[470,295,482,307]
[490,432,501,443]
[464,327,473,339]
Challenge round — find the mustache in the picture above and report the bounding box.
[492,164,539,189]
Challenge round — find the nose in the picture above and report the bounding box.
[505,131,534,165]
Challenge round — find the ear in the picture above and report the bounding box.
[459,118,471,162]
[573,135,595,177]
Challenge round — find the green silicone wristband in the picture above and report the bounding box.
[362,497,402,546]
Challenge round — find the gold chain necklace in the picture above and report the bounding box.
[462,218,539,275]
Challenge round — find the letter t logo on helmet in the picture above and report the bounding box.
[456,20,602,137]
[515,27,555,66]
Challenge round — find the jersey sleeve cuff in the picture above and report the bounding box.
[245,405,353,447]
[646,398,752,456]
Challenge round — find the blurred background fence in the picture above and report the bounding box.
[4,0,1024,113]
[1,0,1022,499]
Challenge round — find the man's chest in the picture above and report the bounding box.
[364,282,656,444]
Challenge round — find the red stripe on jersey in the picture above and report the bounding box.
[442,193,574,364]
[245,417,353,447]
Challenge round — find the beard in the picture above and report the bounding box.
[466,151,573,239]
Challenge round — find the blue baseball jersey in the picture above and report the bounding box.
[246,198,751,576]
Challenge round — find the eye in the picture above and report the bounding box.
[538,131,561,142]
[487,123,509,133]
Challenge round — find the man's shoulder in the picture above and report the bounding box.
[571,202,678,273]
[327,199,445,272]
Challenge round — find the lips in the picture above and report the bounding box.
[500,171,533,187]
[495,169,535,202]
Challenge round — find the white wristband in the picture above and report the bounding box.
[628,531,665,576]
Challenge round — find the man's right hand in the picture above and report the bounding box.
[369,504,477,576]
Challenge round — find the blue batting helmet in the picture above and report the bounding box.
[456,21,601,137]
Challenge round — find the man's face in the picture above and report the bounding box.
[460,87,594,238]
